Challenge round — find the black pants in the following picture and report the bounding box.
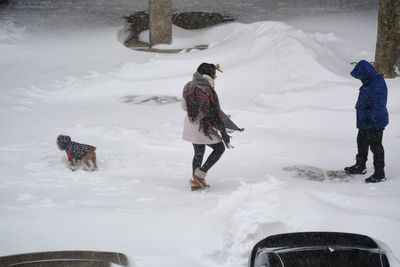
[192,142,225,174]
[356,129,385,173]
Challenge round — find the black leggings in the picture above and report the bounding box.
[192,142,225,174]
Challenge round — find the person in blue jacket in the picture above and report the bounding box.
[344,60,389,183]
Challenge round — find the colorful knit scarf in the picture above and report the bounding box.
[183,72,225,138]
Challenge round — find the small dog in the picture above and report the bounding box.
[57,135,97,171]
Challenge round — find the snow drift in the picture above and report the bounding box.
[0,16,399,267]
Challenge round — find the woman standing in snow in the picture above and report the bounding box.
[181,63,244,191]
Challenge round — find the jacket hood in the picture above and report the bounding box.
[351,60,379,84]
[57,135,71,150]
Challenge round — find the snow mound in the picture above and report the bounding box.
[49,21,349,109]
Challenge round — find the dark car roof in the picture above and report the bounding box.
[254,232,379,249]
[249,232,381,267]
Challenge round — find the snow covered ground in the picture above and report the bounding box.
[1,3,400,267]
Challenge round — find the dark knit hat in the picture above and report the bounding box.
[197,63,216,79]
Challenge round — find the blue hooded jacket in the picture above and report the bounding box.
[351,60,389,130]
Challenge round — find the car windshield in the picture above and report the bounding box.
[258,249,383,267]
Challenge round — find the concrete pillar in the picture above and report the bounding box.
[149,0,172,47]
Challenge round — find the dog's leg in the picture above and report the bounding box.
[82,159,90,170]
[88,160,95,171]
[92,152,98,170]
[69,159,78,171]
[81,154,91,171]
[82,152,96,171]
[80,150,97,171]
[87,151,97,171]
[68,162,75,171]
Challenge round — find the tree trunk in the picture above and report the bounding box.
[374,0,399,78]
[0,0,9,9]
[394,0,400,70]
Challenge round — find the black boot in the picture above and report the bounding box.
[365,170,386,183]
[344,163,366,175]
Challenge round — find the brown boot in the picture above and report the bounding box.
[190,168,210,191]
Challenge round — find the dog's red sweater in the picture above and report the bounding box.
[66,150,73,162]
